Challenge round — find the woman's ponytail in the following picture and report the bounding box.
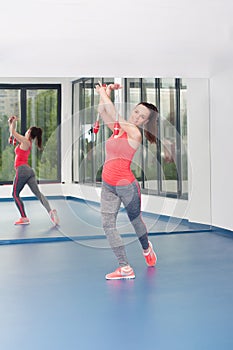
[30,127,43,150]
[138,102,158,144]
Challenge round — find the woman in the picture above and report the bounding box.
[95,82,158,280]
[8,116,59,226]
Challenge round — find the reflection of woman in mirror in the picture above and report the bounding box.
[8,116,59,226]
[95,82,158,280]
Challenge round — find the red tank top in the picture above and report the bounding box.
[102,132,137,186]
[14,144,31,169]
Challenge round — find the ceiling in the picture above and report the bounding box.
[0,0,233,78]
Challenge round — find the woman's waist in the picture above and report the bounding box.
[102,167,135,186]
[14,162,30,170]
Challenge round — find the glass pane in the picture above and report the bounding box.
[0,89,21,182]
[160,79,178,194]
[125,79,142,183]
[143,141,158,191]
[26,89,59,181]
[142,78,156,104]
[142,78,158,191]
[73,82,80,182]
[78,82,85,182]
[77,79,95,183]
[94,78,114,183]
[180,82,188,197]
[83,80,93,182]
[126,78,141,105]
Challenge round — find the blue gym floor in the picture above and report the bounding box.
[1,197,233,350]
[0,196,210,245]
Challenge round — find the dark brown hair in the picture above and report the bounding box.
[137,102,158,144]
[30,127,43,150]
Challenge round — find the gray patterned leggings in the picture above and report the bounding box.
[13,165,51,218]
[101,180,149,267]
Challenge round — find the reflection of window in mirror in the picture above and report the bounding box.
[0,85,61,184]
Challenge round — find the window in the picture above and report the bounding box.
[72,78,187,199]
[0,84,61,184]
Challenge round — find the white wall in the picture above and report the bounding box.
[60,78,73,184]
[185,79,212,225]
[1,0,232,79]
[210,69,233,231]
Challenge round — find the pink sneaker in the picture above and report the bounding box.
[105,265,135,280]
[143,241,157,266]
[49,209,59,226]
[14,217,30,225]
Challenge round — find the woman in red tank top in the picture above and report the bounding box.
[8,116,59,226]
[95,82,158,280]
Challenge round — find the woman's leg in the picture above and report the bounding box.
[12,166,29,218]
[118,181,157,266]
[117,181,149,250]
[101,182,129,267]
[27,169,51,213]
